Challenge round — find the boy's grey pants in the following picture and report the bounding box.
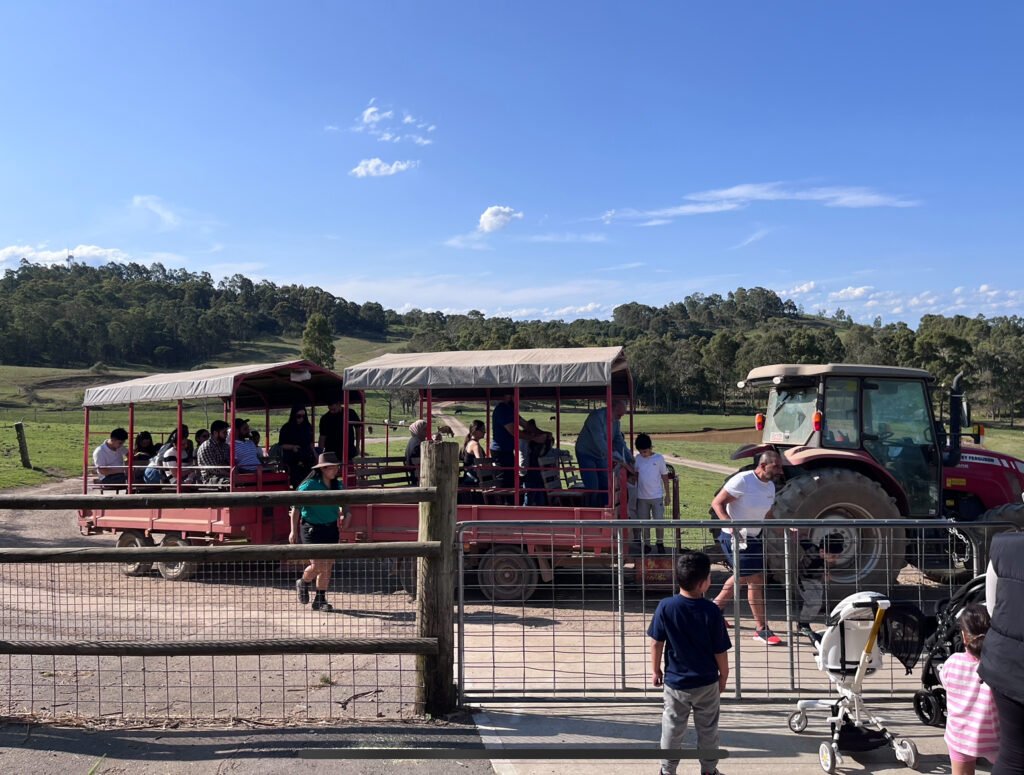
[660,681,720,774]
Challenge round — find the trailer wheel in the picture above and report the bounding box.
[477,547,538,603]
[767,468,906,597]
[156,534,198,581]
[115,530,154,576]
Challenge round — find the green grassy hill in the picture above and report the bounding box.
[0,333,411,488]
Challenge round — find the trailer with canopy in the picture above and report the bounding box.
[341,346,671,600]
[78,360,357,578]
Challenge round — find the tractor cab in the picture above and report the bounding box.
[745,364,953,518]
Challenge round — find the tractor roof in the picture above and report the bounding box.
[740,363,934,388]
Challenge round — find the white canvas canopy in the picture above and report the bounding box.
[343,347,629,391]
[83,360,347,409]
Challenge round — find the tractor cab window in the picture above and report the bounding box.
[764,385,816,446]
[863,379,940,516]
[823,378,859,449]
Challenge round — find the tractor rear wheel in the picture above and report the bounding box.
[767,468,905,598]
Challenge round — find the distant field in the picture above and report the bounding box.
[215,334,407,371]
[973,426,1024,461]
[655,440,743,468]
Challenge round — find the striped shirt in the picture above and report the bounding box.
[939,652,1000,760]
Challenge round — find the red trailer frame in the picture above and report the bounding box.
[340,347,640,600]
[78,360,355,564]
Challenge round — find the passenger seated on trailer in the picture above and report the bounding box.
[278,405,317,488]
[197,420,231,484]
[93,427,129,485]
[194,428,210,448]
[491,392,552,488]
[144,426,194,485]
[404,419,429,484]
[521,419,554,506]
[131,431,157,481]
[459,420,488,486]
[231,418,265,473]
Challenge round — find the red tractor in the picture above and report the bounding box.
[737,364,1024,588]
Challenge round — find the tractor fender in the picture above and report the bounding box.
[782,446,910,514]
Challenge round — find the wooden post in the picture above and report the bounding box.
[416,440,458,715]
[14,422,31,469]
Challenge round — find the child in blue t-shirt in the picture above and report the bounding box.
[648,550,732,775]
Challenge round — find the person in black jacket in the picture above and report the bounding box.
[278,405,316,488]
[979,531,1024,775]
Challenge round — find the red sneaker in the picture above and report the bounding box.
[753,627,782,645]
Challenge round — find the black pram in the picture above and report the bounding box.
[912,574,986,727]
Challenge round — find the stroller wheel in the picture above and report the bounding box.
[818,742,837,774]
[787,710,808,733]
[894,738,918,769]
[913,689,945,727]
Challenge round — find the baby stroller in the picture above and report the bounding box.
[787,591,927,773]
[913,574,986,727]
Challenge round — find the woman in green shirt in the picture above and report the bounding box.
[289,452,350,612]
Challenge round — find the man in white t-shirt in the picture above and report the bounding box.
[633,433,670,554]
[93,427,129,484]
[711,449,783,645]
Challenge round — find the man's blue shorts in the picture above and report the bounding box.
[718,532,766,577]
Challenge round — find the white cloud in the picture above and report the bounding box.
[785,281,817,296]
[360,106,393,125]
[0,243,131,265]
[730,227,772,250]
[443,233,491,251]
[597,262,645,272]
[601,180,918,227]
[350,101,437,146]
[638,219,671,227]
[131,194,181,230]
[524,232,607,244]
[349,158,419,178]
[324,124,340,132]
[829,285,873,301]
[551,302,605,317]
[478,205,524,234]
[687,181,918,209]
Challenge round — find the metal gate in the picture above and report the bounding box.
[455,517,1010,704]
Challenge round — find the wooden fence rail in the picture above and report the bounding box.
[0,442,459,717]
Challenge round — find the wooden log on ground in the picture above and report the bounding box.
[415,440,458,715]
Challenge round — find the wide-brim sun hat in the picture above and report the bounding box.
[311,452,342,469]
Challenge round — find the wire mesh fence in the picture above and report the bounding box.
[0,552,425,723]
[456,517,1018,705]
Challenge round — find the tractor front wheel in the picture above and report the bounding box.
[767,468,906,598]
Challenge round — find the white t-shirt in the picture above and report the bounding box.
[93,441,127,476]
[721,469,775,537]
[635,452,668,500]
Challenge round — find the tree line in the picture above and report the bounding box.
[3,260,1023,423]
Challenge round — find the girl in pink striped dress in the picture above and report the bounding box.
[939,603,1000,774]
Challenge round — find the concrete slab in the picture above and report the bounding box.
[475,700,958,775]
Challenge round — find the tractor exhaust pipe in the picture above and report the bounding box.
[943,371,964,468]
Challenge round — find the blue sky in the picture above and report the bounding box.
[1,2,1022,324]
